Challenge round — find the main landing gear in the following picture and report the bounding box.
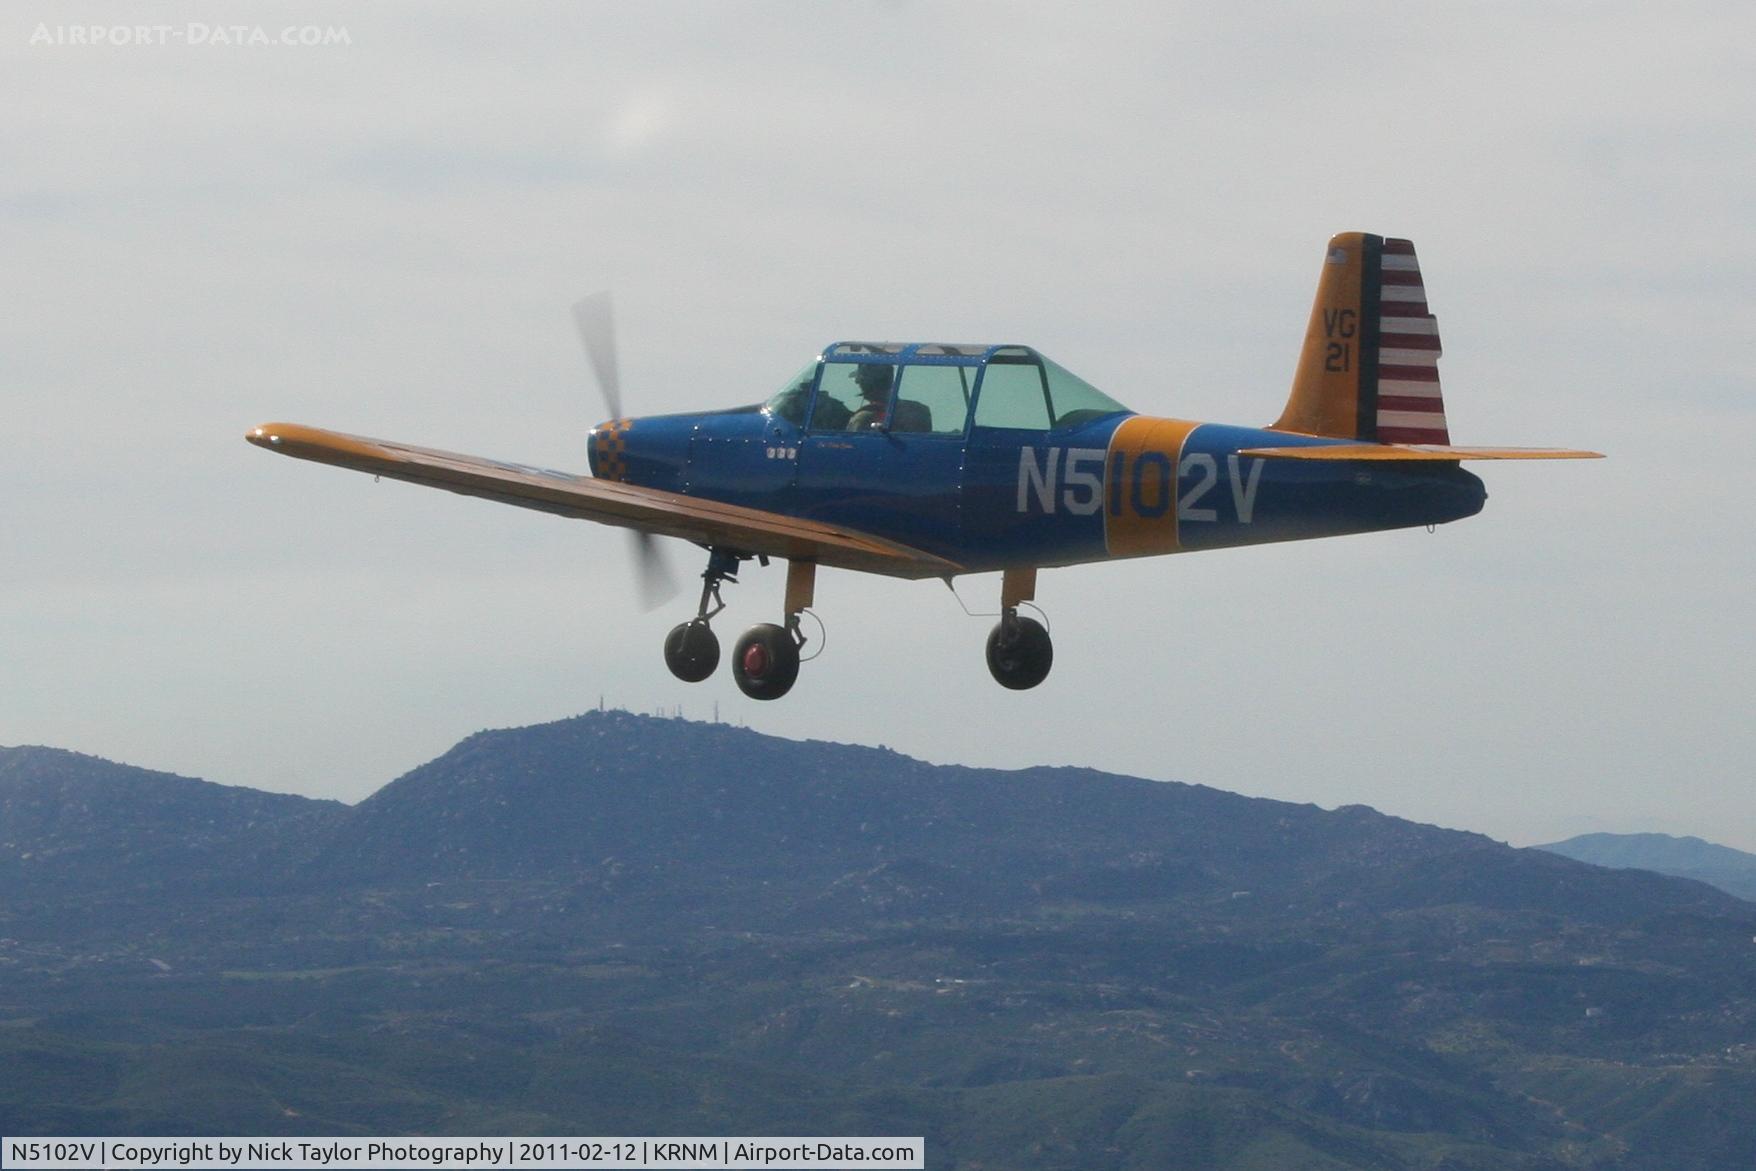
[661,548,813,701]
[985,566,1053,690]
[661,555,1054,698]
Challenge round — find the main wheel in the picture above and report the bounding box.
[663,619,720,682]
[986,616,1053,690]
[730,623,801,700]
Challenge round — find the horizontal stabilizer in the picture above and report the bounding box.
[1240,443,1603,462]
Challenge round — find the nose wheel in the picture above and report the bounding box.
[663,548,740,684]
[662,619,719,682]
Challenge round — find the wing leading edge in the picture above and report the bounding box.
[245,423,961,580]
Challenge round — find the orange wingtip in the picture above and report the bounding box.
[246,423,398,463]
[1240,444,1604,461]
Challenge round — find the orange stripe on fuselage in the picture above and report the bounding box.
[1104,415,1205,558]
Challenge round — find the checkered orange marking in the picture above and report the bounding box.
[592,418,631,482]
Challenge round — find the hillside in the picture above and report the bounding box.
[3,714,1755,1168]
[1536,831,1756,902]
[0,746,344,897]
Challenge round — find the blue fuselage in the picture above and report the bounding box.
[590,407,1486,574]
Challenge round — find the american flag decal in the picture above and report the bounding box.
[1371,238,1450,445]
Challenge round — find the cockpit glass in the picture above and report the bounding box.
[972,351,1130,430]
[762,361,820,427]
[972,358,1053,430]
[769,346,1129,433]
[1040,355,1130,425]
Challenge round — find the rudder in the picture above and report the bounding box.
[1273,232,1450,444]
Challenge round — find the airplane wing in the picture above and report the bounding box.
[245,422,961,580]
[1240,443,1603,461]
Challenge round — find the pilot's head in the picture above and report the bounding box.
[852,364,893,399]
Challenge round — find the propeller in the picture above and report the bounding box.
[571,291,622,420]
[572,291,679,610]
[629,528,680,610]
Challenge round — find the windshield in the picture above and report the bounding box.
[762,361,820,427]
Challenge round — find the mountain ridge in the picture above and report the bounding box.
[4,712,1756,1168]
[1536,830,1756,902]
[0,743,344,896]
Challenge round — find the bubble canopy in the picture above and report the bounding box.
[763,343,1132,433]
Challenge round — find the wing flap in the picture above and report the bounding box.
[1240,443,1603,462]
[246,422,961,579]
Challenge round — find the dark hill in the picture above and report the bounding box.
[320,715,1499,905]
[4,713,1756,1169]
[0,745,343,895]
[312,713,1742,935]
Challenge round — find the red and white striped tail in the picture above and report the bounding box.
[1375,238,1450,444]
[1275,233,1455,446]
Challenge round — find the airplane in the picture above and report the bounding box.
[247,231,1599,701]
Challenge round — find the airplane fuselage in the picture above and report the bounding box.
[590,407,1487,575]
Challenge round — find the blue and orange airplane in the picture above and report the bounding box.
[248,232,1599,700]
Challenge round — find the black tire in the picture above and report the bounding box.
[663,620,720,683]
[986,616,1053,690]
[730,623,801,700]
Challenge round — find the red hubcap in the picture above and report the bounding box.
[742,643,770,677]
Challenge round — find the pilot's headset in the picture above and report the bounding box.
[852,364,894,397]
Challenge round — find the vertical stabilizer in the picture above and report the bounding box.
[1273,233,1450,444]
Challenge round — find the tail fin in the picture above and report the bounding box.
[1273,232,1450,444]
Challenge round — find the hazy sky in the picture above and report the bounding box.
[4,3,1751,849]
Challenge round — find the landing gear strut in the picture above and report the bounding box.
[660,550,814,701]
[986,567,1052,690]
[662,548,741,683]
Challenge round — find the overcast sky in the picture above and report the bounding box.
[3,3,1751,850]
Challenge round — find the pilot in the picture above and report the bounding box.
[846,364,894,431]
